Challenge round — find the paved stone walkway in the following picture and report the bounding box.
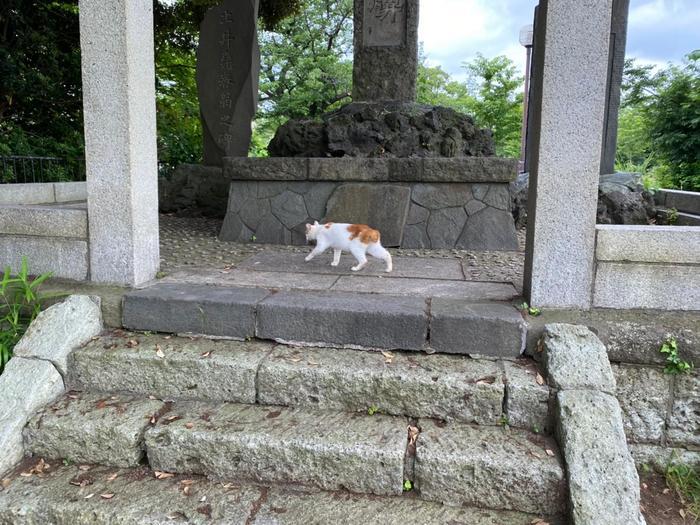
[159,215,525,291]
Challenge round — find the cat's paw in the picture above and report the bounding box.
[351,266,361,272]
[304,255,313,262]
[385,268,393,273]
[330,262,339,267]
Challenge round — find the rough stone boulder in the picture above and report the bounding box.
[597,172,656,225]
[268,102,495,159]
[510,171,657,227]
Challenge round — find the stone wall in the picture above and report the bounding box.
[218,157,519,250]
[593,225,700,310]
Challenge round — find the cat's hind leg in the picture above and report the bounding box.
[349,244,368,272]
[367,243,393,273]
[331,249,342,267]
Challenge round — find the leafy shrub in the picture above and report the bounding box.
[0,259,54,374]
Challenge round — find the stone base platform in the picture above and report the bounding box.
[216,157,519,250]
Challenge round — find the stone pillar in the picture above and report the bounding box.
[523,0,614,309]
[353,0,419,102]
[600,0,630,174]
[79,0,160,285]
[197,0,260,166]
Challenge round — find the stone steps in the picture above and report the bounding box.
[67,332,550,429]
[122,282,526,356]
[21,392,566,516]
[0,463,564,525]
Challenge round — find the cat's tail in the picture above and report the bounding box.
[367,241,393,273]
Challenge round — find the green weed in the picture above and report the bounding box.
[660,337,694,375]
[666,462,700,519]
[0,258,54,374]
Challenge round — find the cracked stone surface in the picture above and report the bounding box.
[415,420,567,515]
[145,402,407,496]
[69,332,272,404]
[258,346,505,424]
[24,393,164,468]
[0,463,563,525]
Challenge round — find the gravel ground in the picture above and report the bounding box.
[159,215,525,288]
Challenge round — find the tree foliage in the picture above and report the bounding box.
[618,52,700,191]
[462,54,523,158]
[0,0,83,164]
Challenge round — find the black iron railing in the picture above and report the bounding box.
[0,156,86,184]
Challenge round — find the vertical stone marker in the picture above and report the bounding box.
[197,0,260,166]
[523,0,614,308]
[79,0,159,286]
[353,0,419,102]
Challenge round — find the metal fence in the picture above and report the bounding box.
[0,156,86,184]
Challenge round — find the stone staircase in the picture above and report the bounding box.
[1,330,568,524]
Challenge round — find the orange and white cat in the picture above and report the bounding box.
[305,222,393,273]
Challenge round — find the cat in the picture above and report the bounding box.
[304,221,393,273]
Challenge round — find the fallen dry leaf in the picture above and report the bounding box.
[148,395,158,400]
[545,449,555,457]
[680,509,686,518]
[155,471,175,480]
[180,479,194,486]
[476,376,496,386]
[183,485,191,495]
[663,488,670,495]
[536,338,544,353]
[1,478,11,489]
[530,520,550,525]
[200,351,212,358]
[642,482,648,490]
[381,351,394,364]
[166,415,180,421]
[185,422,194,429]
[288,357,302,363]
[536,373,545,386]
[84,493,95,499]
[149,414,157,424]
[127,339,139,348]
[407,425,420,446]
[106,473,119,482]
[155,345,165,359]
[307,360,320,366]
[100,493,115,500]
[200,495,207,503]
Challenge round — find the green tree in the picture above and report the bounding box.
[618,53,700,190]
[255,0,353,149]
[0,0,84,168]
[462,54,524,158]
[417,56,473,112]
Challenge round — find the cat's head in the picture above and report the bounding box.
[305,221,320,242]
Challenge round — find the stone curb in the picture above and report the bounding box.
[0,294,103,477]
[542,323,645,525]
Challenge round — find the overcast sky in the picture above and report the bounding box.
[418,0,700,78]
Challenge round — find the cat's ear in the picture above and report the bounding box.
[305,223,312,233]
[314,220,319,226]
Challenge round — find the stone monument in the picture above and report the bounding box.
[217,0,519,251]
[196,0,260,166]
[353,0,419,102]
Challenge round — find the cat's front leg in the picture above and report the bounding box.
[331,249,342,267]
[305,243,327,262]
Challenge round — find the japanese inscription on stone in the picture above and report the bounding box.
[196,0,259,165]
[363,0,406,47]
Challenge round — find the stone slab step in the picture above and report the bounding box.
[0,463,563,525]
[122,283,526,356]
[24,393,164,468]
[19,394,564,515]
[415,420,567,515]
[68,332,550,429]
[145,401,407,497]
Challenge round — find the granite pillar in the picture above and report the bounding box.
[79,0,160,285]
[353,0,419,102]
[523,0,614,308]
